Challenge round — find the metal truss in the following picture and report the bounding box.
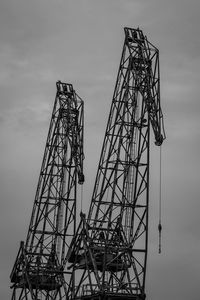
[66,28,165,300]
[10,81,84,300]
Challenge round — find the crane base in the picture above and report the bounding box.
[11,274,62,291]
[76,293,143,300]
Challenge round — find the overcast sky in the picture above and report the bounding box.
[1,0,200,299]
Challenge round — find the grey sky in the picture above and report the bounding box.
[1,0,200,299]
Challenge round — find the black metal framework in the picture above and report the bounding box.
[66,28,165,300]
[10,81,84,300]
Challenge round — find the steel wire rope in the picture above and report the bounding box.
[158,145,162,254]
[80,183,83,213]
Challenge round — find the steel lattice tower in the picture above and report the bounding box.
[10,81,84,300]
[66,27,165,300]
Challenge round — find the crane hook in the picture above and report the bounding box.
[158,222,162,254]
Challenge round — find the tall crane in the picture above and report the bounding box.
[10,81,84,300]
[66,27,165,300]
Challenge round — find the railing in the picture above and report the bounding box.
[81,283,139,296]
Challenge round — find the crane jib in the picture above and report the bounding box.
[10,28,165,300]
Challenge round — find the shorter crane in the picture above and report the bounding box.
[10,81,84,300]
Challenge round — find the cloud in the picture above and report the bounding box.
[1,1,200,300]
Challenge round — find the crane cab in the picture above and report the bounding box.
[69,245,130,272]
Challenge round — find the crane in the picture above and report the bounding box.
[10,81,84,300]
[66,27,165,300]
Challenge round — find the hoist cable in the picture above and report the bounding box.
[81,184,83,213]
[158,145,162,254]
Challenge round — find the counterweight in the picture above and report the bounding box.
[66,27,165,300]
[10,81,84,300]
